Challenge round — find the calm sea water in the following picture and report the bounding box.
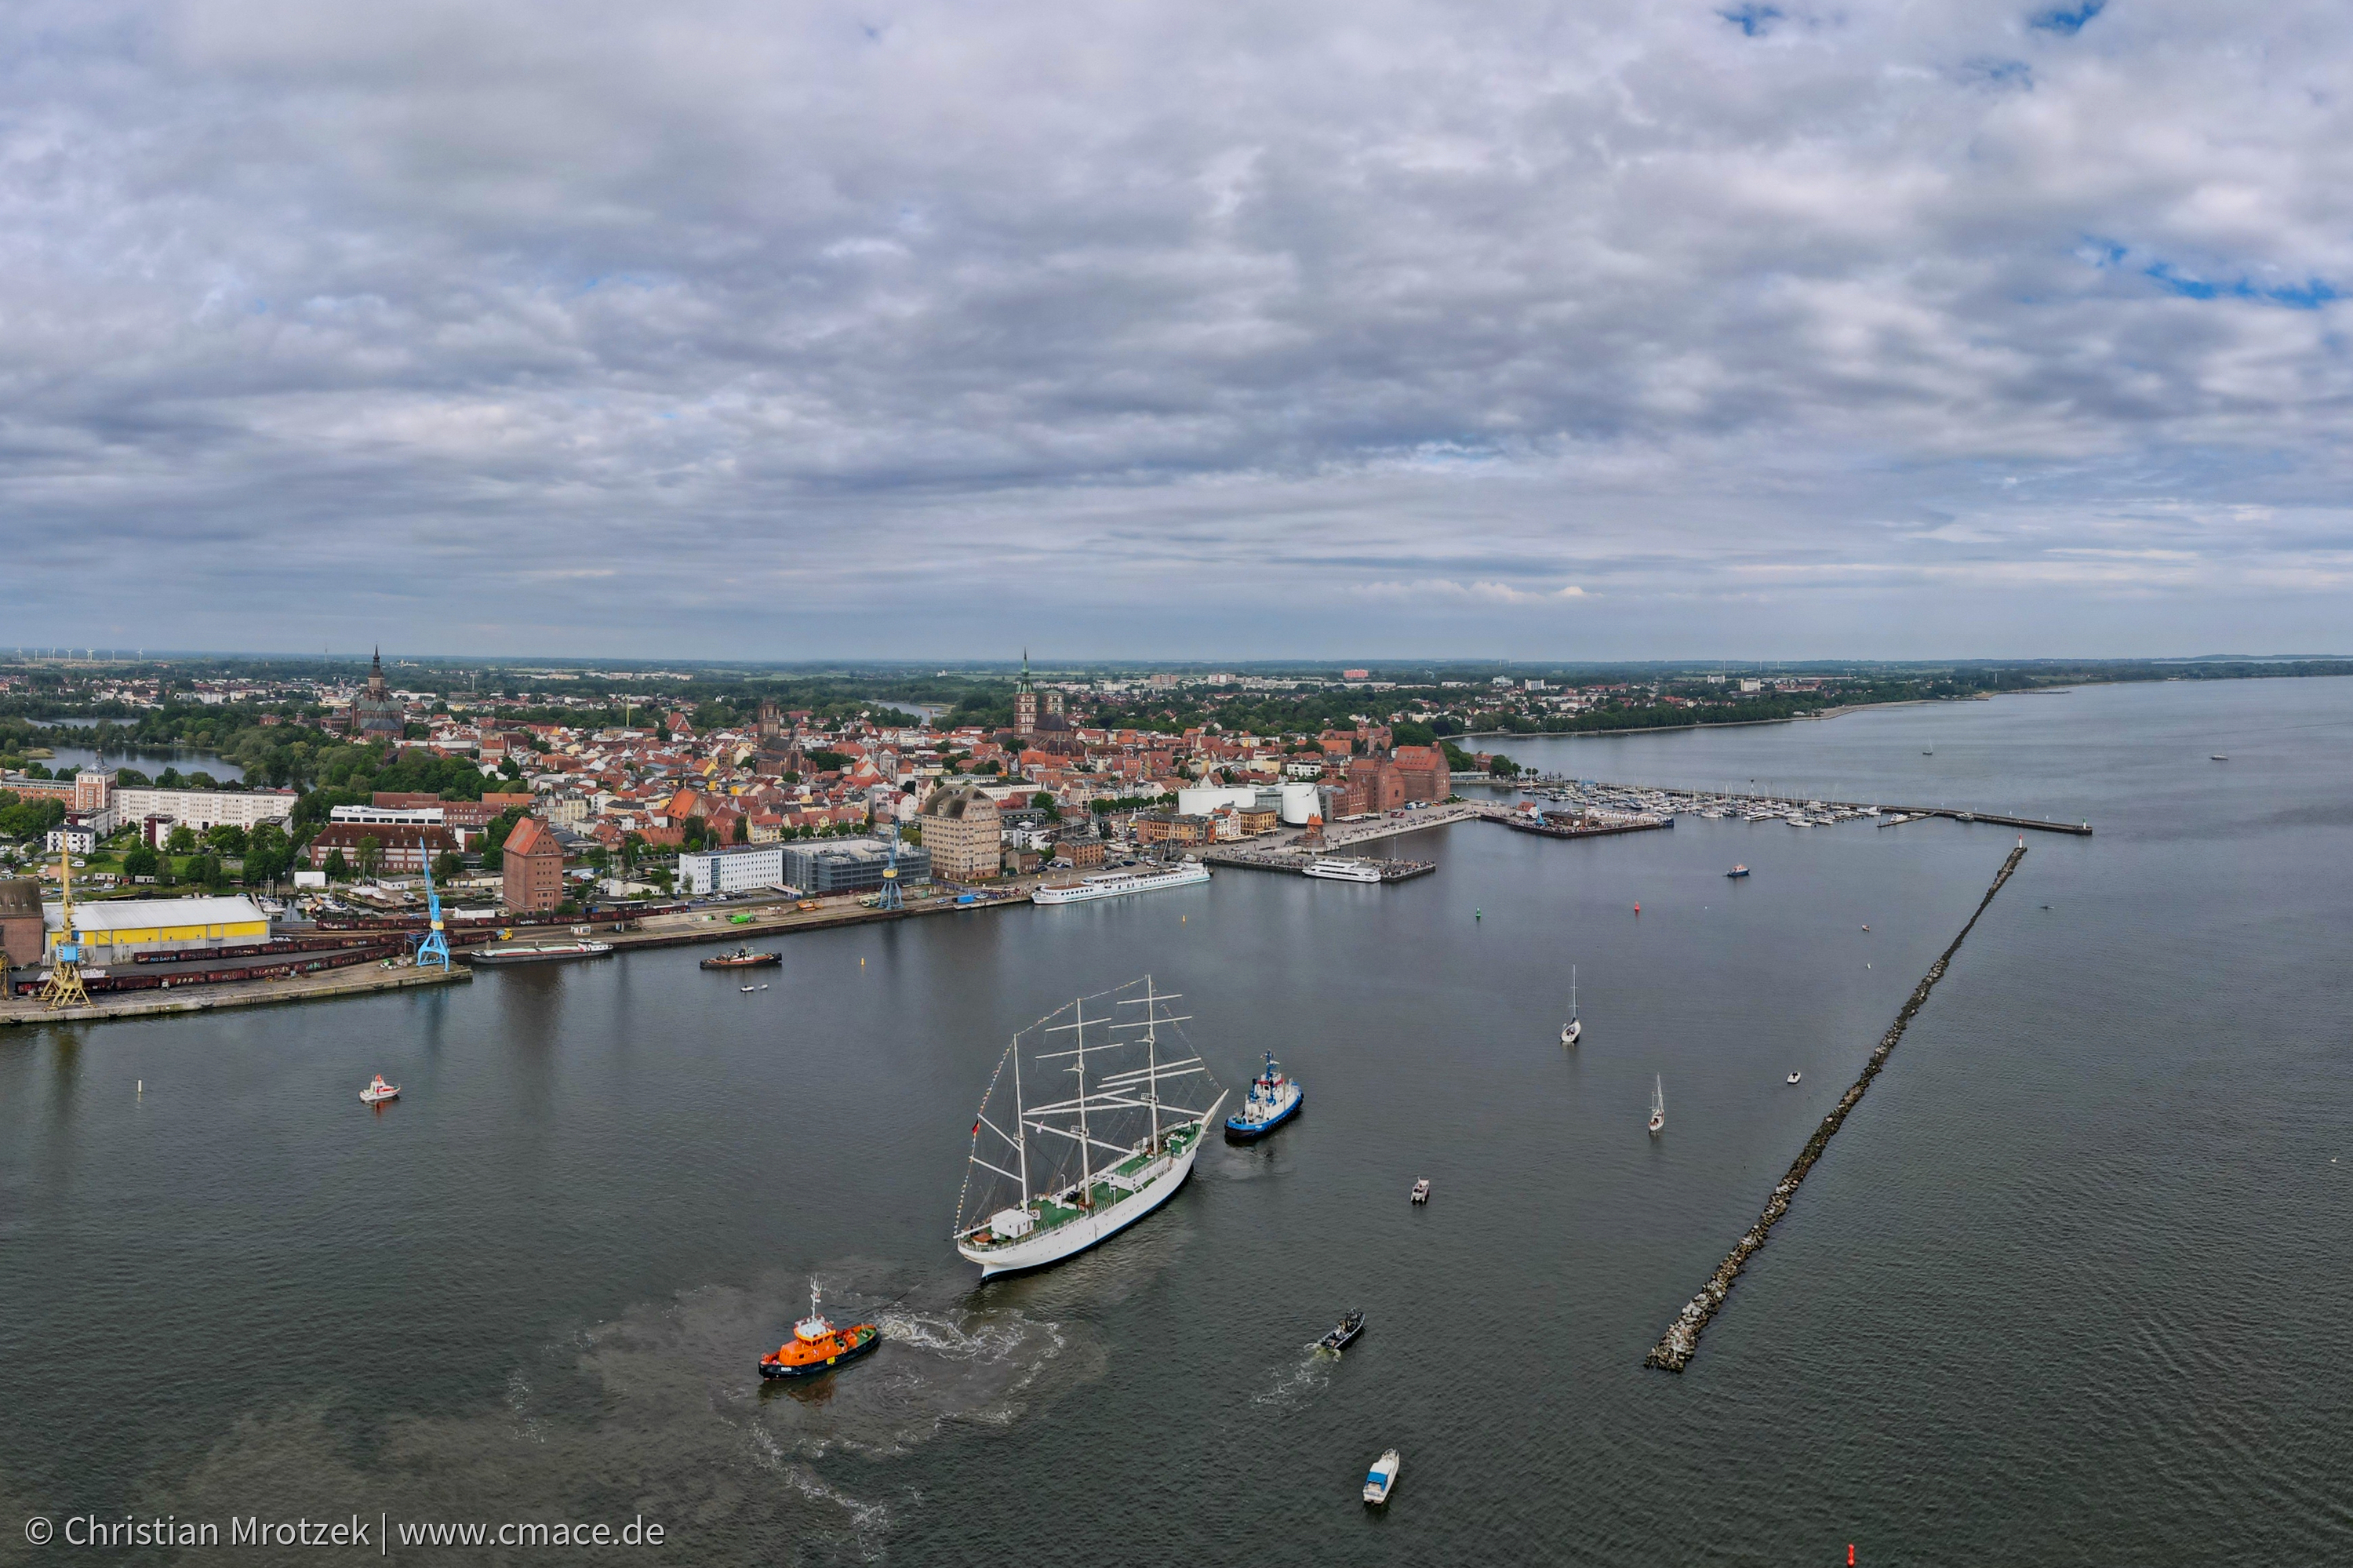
[3,678,2349,1565]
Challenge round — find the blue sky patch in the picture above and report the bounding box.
[1719,4,1783,37]
[2144,262,2339,309]
[2031,0,2105,35]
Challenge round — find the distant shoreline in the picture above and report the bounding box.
[1448,687,2082,744]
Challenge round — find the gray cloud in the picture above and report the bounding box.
[2,0,2350,657]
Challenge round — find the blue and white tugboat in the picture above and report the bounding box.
[1224,1050,1302,1141]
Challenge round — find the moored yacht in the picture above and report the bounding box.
[1303,857,1384,884]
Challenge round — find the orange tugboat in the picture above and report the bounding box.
[758,1282,880,1380]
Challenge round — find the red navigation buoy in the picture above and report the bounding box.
[1634,902,1641,915]
[1848,1546,1856,1566]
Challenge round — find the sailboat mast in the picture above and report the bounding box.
[1012,1035,1029,1202]
[1143,975,1162,1150]
[1073,999,1093,1203]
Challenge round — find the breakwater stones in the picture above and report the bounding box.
[1644,842,2030,1374]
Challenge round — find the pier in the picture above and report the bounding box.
[1201,847,1437,882]
[1492,775,2093,837]
[1643,841,2030,1374]
[1,959,472,1028]
[1486,809,1672,842]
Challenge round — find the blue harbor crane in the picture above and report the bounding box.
[876,820,905,911]
[414,851,451,970]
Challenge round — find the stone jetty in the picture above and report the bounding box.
[1644,842,2030,1373]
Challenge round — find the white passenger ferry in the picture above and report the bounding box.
[1302,857,1384,883]
[1032,861,1210,905]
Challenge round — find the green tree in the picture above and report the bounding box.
[431,849,464,882]
[1031,791,1061,820]
[356,835,383,879]
[165,824,198,855]
[122,844,159,880]
[732,814,749,844]
[324,847,351,882]
[205,824,248,856]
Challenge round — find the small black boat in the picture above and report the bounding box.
[1317,1309,1366,1353]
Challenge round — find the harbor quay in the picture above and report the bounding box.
[0,879,1046,1028]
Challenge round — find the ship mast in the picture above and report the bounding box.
[1013,1028,1028,1202]
[1072,998,1093,1205]
[1113,976,1192,1152]
[1140,975,1162,1149]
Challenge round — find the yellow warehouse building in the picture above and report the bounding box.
[44,896,273,963]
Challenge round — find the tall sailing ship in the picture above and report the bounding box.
[954,977,1226,1278]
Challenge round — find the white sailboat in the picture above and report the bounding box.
[1648,1075,1665,1137]
[954,977,1226,1278]
[1559,966,1581,1046]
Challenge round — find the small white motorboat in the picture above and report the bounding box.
[1787,1071,1802,1086]
[1362,1448,1401,1505]
[1410,1178,1431,1205]
[740,985,755,993]
[360,1074,400,1105]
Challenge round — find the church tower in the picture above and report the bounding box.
[1014,649,1038,738]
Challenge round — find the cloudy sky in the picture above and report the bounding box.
[3,0,2348,660]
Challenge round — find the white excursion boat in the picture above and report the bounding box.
[1648,1075,1666,1137]
[359,1074,400,1105]
[1303,857,1384,884]
[1363,1449,1401,1505]
[954,977,1225,1277]
[1559,965,1581,1046]
[1787,1071,1802,1085]
[1033,861,1210,906]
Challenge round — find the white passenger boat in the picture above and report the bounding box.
[1303,857,1384,884]
[954,977,1224,1277]
[1032,861,1210,905]
[359,1074,400,1105]
[1363,1449,1401,1505]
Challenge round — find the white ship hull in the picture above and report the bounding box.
[1304,859,1384,883]
[958,1099,1223,1277]
[1032,863,1210,905]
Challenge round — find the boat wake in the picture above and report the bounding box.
[1249,1344,1336,1411]
[145,1262,1107,1568]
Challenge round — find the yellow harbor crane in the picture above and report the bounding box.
[40,841,92,1010]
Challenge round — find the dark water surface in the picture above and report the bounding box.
[4,678,2350,1564]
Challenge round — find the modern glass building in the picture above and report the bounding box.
[780,838,932,896]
